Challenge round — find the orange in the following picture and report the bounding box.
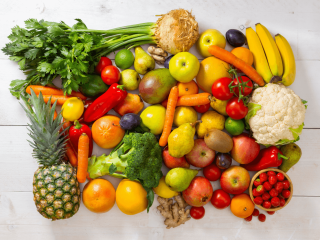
[92,115,125,149]
[177,80,199,96]
[116,179,147,215]
[231,47,254,66]
[82,179,116,213]
[230,193,254,218]
[196,56,231,94]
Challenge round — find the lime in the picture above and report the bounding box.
[225,117,244,136]
[115,49,134,69]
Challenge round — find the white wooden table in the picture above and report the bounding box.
[1,0,320,239]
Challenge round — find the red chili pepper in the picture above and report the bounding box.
[241,146,288,171]
[83,83,127,122]
[78,99,94,125]
[69,120,93,157]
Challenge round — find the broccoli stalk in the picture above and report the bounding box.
[88,132,163,212]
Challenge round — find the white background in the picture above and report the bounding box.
[0,0,319,239]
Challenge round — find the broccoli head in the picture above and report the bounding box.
[88,132,163,211]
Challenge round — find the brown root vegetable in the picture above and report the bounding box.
[157,193,191,229]
[155,9,199,54]
[148,46,168,57]
[151,54,166,62]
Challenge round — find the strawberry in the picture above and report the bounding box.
[269,188,278,197]
[259,172,267,183]
[282,180,290,190]
[252,209,259,216]
[267,211,275,215]
[267,171,276,176]
[276,172,285,181]
[268,175,277,185]
[271,197,280,207]
[253,178,262,187]
[275,182,283,192]
[282,190,291,198]
[245,215,252,222]
[263,181,272,191]
[258,214,266,222]
[280,198,286,207]
[262,200,271,209]
[262,192,271,201]
[256,185,264,195]
[252,188,260,197]
[254,196,263,205]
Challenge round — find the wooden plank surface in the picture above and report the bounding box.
[0,0,319,239]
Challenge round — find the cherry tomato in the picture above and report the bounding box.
[262,200,271,209]
[258,213,266,222]
[203,164,221,181]
[254,196,263,205]
[271,197,280,207]
[95,56,112,73]
[252,209,259,217]
[190,206,205,220]
[232,76,253,96]
[226,97,248,120]
[282,190,291,198]
[282,180,290,189]
[276,172,285,182]
[193,103,210,113]
[101,65,120,85]
[244,215,252,222]
[211,189,231,209]
[211,77,233,100]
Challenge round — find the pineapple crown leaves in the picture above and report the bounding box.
[20,89,68,166]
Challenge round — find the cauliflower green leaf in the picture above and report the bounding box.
[245,103,261,129]
[274,122,304,145]
[301,99,308,109]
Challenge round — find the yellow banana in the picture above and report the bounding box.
[246,27,273,83]
[256,23,283,77]
[275,34,296,86]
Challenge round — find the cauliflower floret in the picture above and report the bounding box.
[248,84,306,145]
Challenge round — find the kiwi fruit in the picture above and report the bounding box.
[204,129,233,153]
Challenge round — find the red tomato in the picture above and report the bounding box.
[190,206,205,220]
[282,180,290,189]
[193,103,210,113]
[244,215,252,222]
[232,76,253,96]
[258,213,266,222]
[101,65,120,85]
[211,77,233,100]
[252,209,260,217]
[95,57,112,73]
[211,189,231,209]
[203,164,221,181]
[226,97,248,120]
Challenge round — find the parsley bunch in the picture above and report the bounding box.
[2,19,155,98]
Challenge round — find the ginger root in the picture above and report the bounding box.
[148,46,168,65]
[157,193,191,229]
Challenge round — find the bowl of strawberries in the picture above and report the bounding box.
[249,168,293,211]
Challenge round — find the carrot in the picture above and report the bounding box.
[159,86,179,147]
[77,133,89,183]
[86,172,92,181]
[39,95,72,105]
[27,85,87,100]
[208,45,265,86]
[53,110,58,120]
[176,93,211,107]
[66,142,78,167]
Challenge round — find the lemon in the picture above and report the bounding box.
[61,97,84,121]
[173,106,198,127]
[115,49,134,70]
[153,176,179,198]
[116,179,147,215]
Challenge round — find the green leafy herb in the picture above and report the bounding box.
[301,99,308,109]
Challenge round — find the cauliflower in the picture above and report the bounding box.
[246,83,306,145]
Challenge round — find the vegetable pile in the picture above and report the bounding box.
[5,11,306,227]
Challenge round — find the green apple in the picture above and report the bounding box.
[140,104,166,135]
[119,69,141,91]
[197,29,226,58]
[169,52,200,83]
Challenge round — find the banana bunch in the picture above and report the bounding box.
[246,24,295,86]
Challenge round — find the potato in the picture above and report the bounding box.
[204,129,233,153]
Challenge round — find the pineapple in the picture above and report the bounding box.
[21,90,80,220]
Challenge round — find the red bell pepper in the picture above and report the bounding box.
[69,120,93,157]
[241,146,288,171]
[83,83,127,122]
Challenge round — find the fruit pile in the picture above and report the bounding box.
[4,12,306,227]
[252,171,292,209]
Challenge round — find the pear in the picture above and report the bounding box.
[165,168,199,192]
[210,96,228,116]
[119,69,141,91]
[134,47,155,75]
[279,143,302,172]
[168,121,200,158]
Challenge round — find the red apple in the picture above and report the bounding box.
[182,176,213,207]
[162,146,190,169]
[231,133,260,164]
[185,139,215,168]
[220,166,250,195]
